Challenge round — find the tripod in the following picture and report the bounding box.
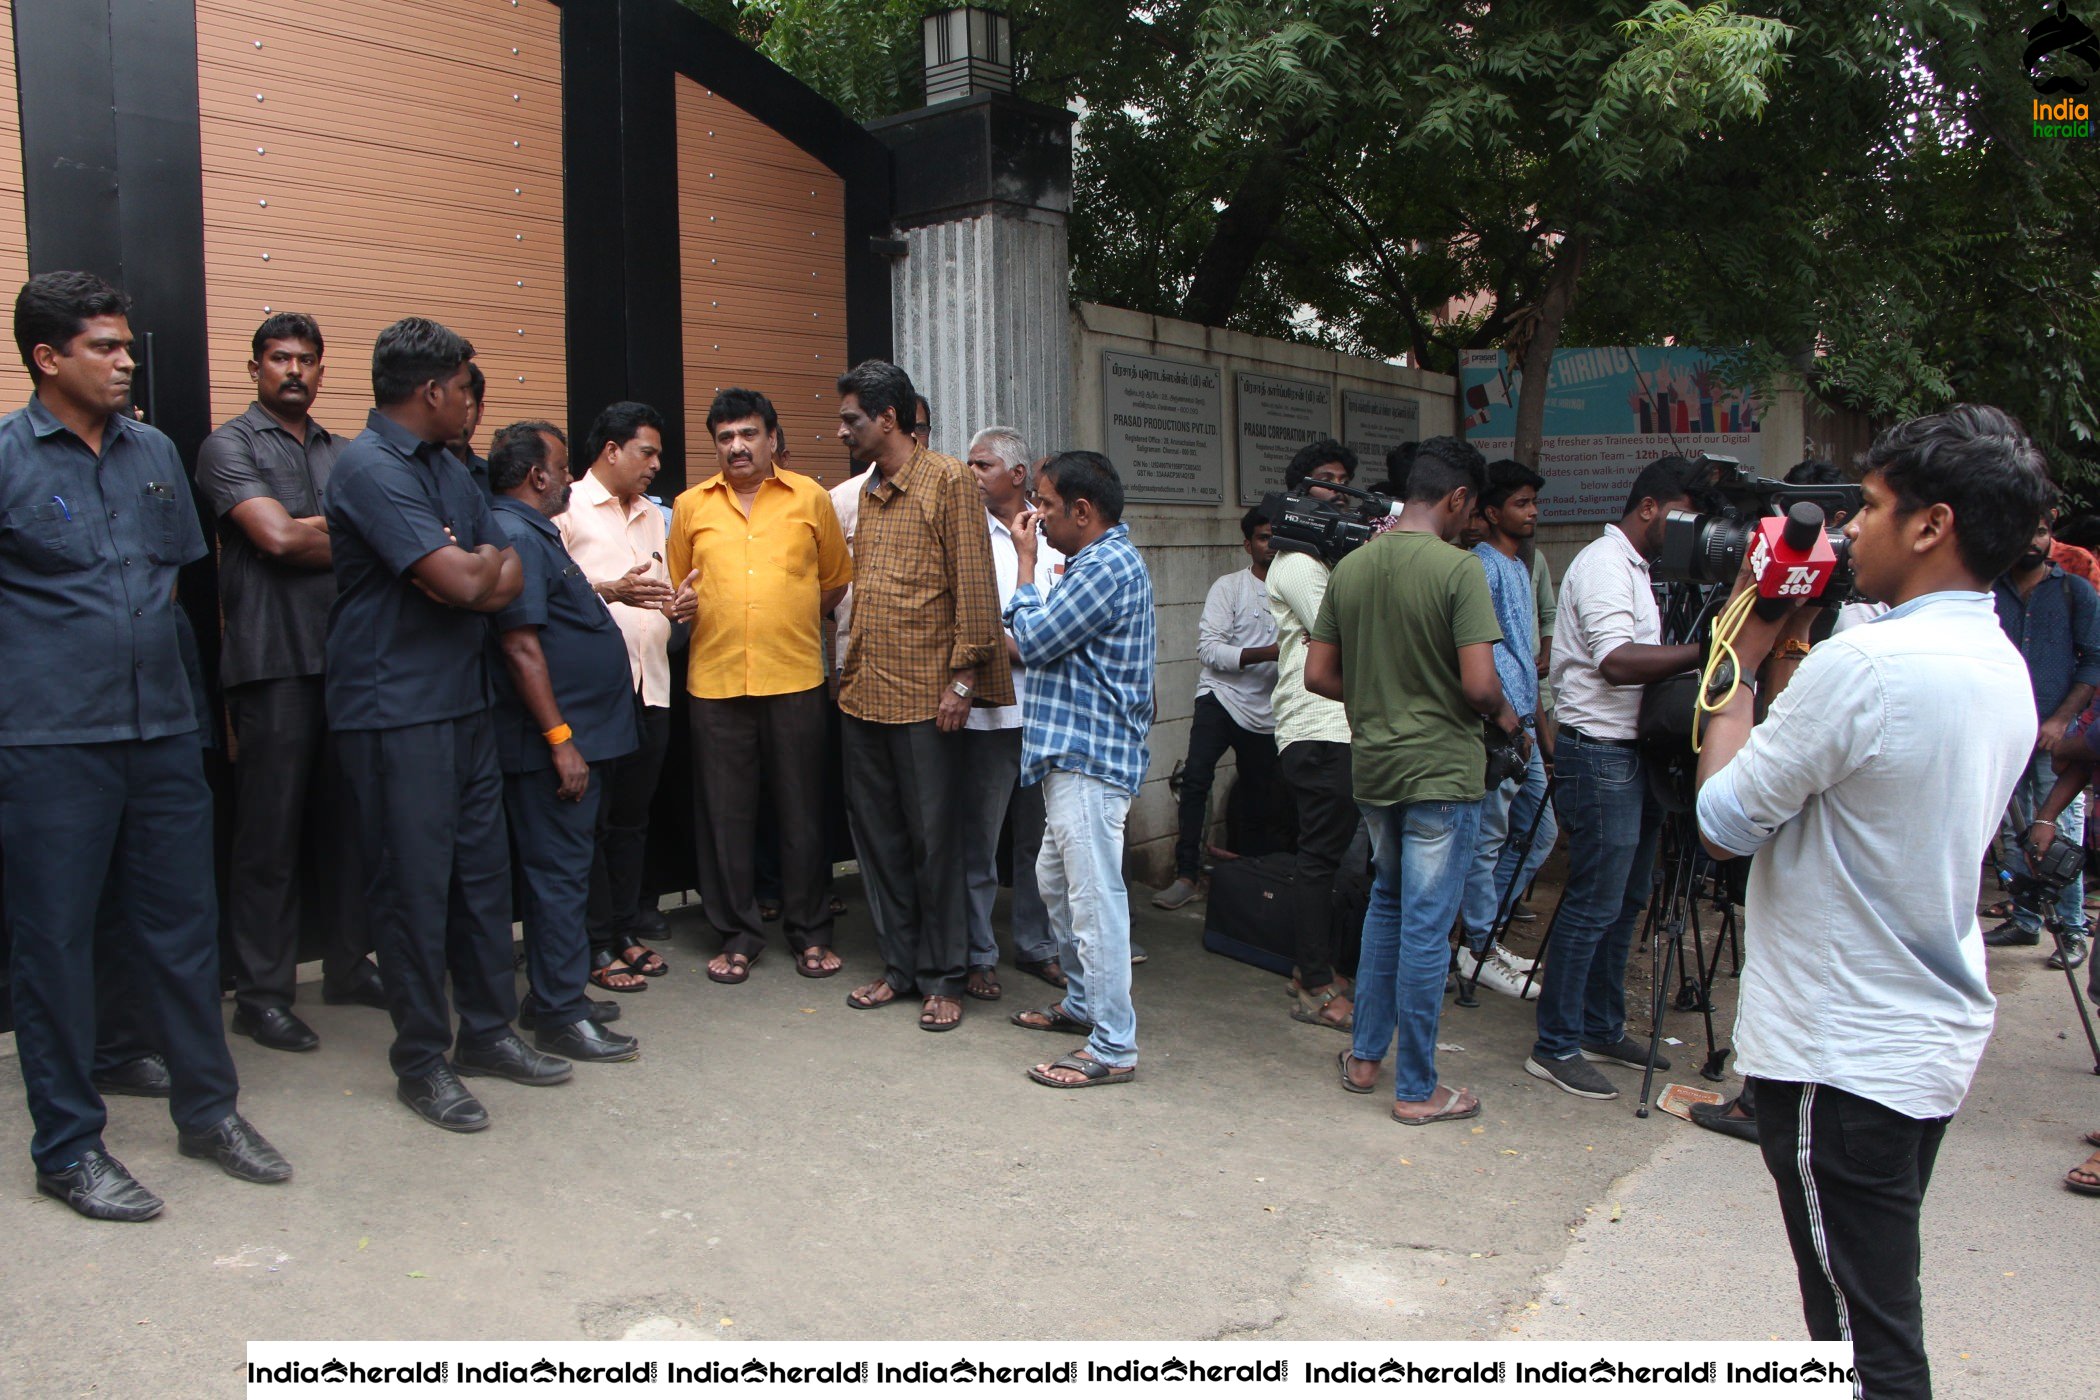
[1632,811,1735,1118]
[2002,855,2100,1076]
[1454,772,1556,1008]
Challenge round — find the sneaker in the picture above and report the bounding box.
[1129,942,1149,965]
[1525,1054,1619,1100]
[1508,898,1539,923]
[1982,919,2042,948]
[2048,933,2091,971]
[1455,945,1540,1000]
[1151,877,1202,910]
[1581,1035,1670,1071]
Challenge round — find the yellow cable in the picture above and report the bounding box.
[1691,587,1758,753]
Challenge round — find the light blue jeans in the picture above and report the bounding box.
[1037,769,1137,1067]
[2007,747,2087,934]
[1350,797,1484,1102]
[1461,739,1556,950]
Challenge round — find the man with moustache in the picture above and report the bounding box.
[0,271,289,1219]
[668,387,852,983]
[194,312,384,1052]
[487,421,645,1062]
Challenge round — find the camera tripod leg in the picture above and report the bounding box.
[2046,921,2100,1075]
[1637,913,1680,1120]
[1459,775,1557,1010]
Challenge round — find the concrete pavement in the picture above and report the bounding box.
[1,883,2092,1397]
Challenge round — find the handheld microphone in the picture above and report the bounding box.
[1745,502,1837,616]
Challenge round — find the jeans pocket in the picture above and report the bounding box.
[1833,1092,1917,1178]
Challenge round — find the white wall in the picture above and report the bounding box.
[1067,303,1458,885]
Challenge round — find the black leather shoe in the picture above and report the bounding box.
[93,1053,172,1099]
[396,1065,489,1133]
[517,991,620,1030]
[36,1149,164,1221]
[1689,1097,1760,1143]
[322,963,389,1010]
[177,1112,292,1183]
[533,1017,640,1063]
[454,1032,572,1085]
[631,906,669,935]
[230,1004,320,1052]
[1982,919,2042,947]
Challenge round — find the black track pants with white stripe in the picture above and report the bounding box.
[1751,1078,1950,1400]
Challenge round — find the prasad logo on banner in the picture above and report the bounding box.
[1101,351,1225,505]
[1236,372,1333,506]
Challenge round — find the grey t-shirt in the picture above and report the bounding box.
[193,403,341,688]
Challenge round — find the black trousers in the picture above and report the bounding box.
[588,697,669,947]
[337,715,517,1079]
[1753,1078,1948,1400]
[504,767,601,1031]
[1280,739,1355,990]
[0,737,239,1172]
[224,675,371,1008]
[841,714,967,997]
[691,686,833,958]
[1174,692,1285,877]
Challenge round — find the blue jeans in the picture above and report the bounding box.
[1350,797,1483,1102]
[1533,730,1659,1062]
[2006,748,2087,934]
[1461,739,1557,949]
[1037,770,1137,1067]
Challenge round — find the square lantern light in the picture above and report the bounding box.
[922,6,1012,104]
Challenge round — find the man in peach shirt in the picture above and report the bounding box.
[669,387,853,983]
[558,401,694,991]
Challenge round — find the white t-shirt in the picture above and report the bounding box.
[1195,566,1278,734]
[828,470,866,673]
[1265,548,1350,749]
[1551,524,1661,740]
[1697,592,2034,1118]
[965,509,1064,732]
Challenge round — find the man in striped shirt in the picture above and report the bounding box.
[1004,452,1156,1088]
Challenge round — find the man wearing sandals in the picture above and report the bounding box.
[1004,452,1155,1087]
[667,387,852,985]
[1694,406,2043,1399]
[1304,442,1525,1126]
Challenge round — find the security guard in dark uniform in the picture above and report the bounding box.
[326,318,573,1132]
[0,271,290,1221]
[485,421,643,1061]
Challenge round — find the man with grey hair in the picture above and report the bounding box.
[960,426,1067,997]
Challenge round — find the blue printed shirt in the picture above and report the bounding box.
[1472,542,1538,720]
[1994,565,2100,720]
[1005,523,1156,795]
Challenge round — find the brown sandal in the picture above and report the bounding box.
[919,994,963,1032]
[707,953,752,985]
[1391,1083,1481,1126]
[966,967,1003,1001]
[795,947,843,979]
[2068,1149,2100,1196]
[589,950,648,993]
[1289,979,1353,1032]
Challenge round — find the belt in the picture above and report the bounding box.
[1562,725,1640,750]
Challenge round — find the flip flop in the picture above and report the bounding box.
[919,995,964,1032]
[846,981,905,1010]
[2084,1129,2100,1149]
[1014,957,1068,989]
[1010,1003,1092,1035]
[794,948,843,979]
[965,967,1003,1002]
[1336,1049,1376,1095]
[1027,1051,1135,1089]
[1391,1084,1482,1126]
[706,953,752,985]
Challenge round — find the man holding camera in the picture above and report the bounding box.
[1530,458,1705,1100]
[1694,406,2044,1398]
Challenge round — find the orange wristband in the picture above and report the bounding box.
[542,723,573,747]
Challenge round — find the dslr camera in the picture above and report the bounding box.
[1259,481,1398,568]
[1656,455,1862,606]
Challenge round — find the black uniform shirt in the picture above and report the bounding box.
[0,396,207,746]
[324,410,503,732]
[192,402,341,687]
[488,497,638,774]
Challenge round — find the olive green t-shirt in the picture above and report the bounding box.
[1310,529,1502,807]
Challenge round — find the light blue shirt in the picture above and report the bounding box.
[1472,542,1538,721]
[1695,590,2033,1117]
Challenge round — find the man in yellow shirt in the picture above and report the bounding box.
[667,388,853,983]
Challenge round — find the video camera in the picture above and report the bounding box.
[1258,481,1398,568]
[1656,455,1862,609]
[2006,835,2087,912]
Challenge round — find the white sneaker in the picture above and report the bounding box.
[1456,945,1541,1001]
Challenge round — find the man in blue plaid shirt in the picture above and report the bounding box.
[1004,451,1156,1087]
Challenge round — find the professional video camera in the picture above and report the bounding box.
[1656,455,1863,610]
[1258,481,1397,568]
[1999,835,2100,1076]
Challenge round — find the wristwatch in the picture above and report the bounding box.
[950,680,974,699]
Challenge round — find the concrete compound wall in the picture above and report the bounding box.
[1066,302,1458,886]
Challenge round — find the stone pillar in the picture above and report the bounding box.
[867,91,1075,462]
